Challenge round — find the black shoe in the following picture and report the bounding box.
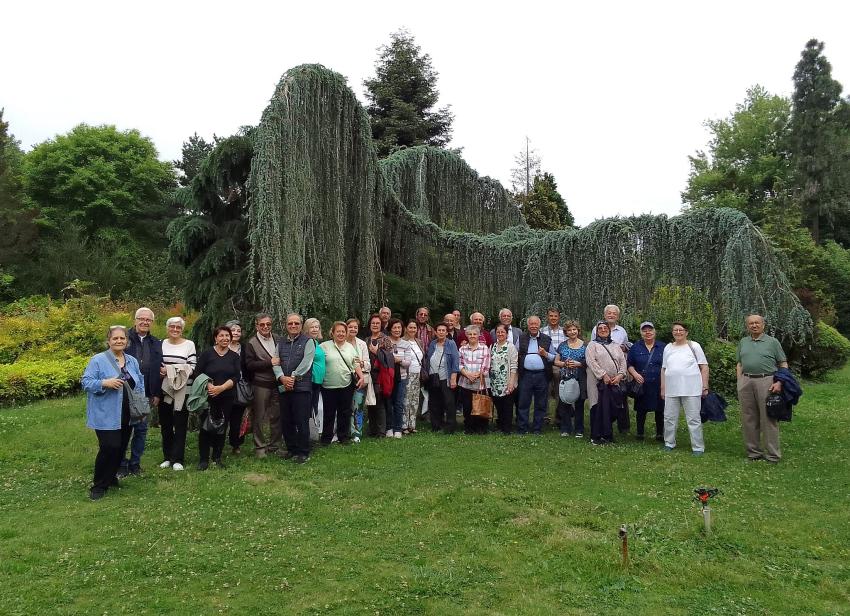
[128,466,142,476]
[294,455,309,464]
[213,459,226,469]
[654,434,663,441]
[281,451,295,460]
[197,460,209,471]
[590,439,602,445]
[89,488,106,501]
[116,467,129,479]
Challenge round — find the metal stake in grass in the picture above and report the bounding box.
[694,487,720,535]
[618,524,629,568]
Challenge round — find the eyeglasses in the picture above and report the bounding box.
[136,318,153,323]
[258,322,272,328]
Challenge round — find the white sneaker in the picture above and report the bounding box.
[386,430,393,437]
[159,460,171,469]
[172,463,185,471]
[394,431,402,439]
[353,436,361,443]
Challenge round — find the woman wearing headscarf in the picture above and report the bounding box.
[489,323,518,434]
[81,325,145,500]
[627,321,666,441]
[585,321,627,445]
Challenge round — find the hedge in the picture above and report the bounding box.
[0,356,89,404]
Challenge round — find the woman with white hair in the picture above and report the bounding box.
[158,316,196,471]
[81,325,146,500]
[458,325,492,434]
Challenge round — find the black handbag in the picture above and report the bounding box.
[427,345,444,390]
[201,408,227,434]
[627,345,656,398]
[765,392,792,421]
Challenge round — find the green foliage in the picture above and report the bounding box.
[640,286,716,345]
[0,356,88,404]
[518,172,572,230]
[22,123,176,242]
[364,29,454,157]
[790,39,850,244]
[798,321,850,380]
[169,132,254,343]
[682,85,792,225]
[173,132,218,188]
[0,109,37,281]
[811,240,850,335]
[703,340,738,398]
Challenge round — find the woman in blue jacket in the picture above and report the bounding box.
[424,322,460,433]
[81,326,145,501]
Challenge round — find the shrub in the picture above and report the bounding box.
[0,356,89,404]
[637,286,716,345]
[704,340,738,398]
[799,321,850,380]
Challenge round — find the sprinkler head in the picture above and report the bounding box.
[694,487,720,505]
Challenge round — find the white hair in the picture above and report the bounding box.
[603,304,621,316]
[135,307,154,320]
[464,325,480,335]
[166,316,185,328]
[498,308,512,318]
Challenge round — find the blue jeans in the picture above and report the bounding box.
[390,379,408,432]
[120,419,148,471]
[517,371,548,434]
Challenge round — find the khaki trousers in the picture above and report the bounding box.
[252,385,281,455]
[738,375,781,462]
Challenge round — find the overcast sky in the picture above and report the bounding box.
[3,1,849,225]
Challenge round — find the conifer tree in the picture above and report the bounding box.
[364,29,454,158]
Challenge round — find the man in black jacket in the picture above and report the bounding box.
[516,316,555,435]
[119,307,162,476]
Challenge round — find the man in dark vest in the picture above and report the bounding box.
[516,315,555,435]
[276,313,315,464]
[245,313,281,458]
[119,307,162,477]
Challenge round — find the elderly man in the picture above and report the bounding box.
[457,312,494,347]
[118,307,162,477]
[490,308,520,346]
[415,306,435,349]
[444,313,461,342]
[245,313,282,458]
[276,314,315,464]
[736,314,788,463]
[516,316,555,435]
[591,304,632,433]
[379,306,392,334]
[541,308,566,426]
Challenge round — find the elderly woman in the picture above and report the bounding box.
[346,318,370,443]
[553,320,587,438]
[305,318,326,437]
[365,313,394,437]
[194,326,242,469]
[158,316,197,472]
[401,319,425,434]
[458,325,492,434]
[425,322,460,433]
[585,321,627,445]
[627,322,666,441]
[387,318,411,438]
[489,323,518,434]
[224,320,248,455]
[660,322,709,455]
[320,321,365,445]
[82,326,146,500]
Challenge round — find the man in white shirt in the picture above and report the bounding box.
[541,308,567,427]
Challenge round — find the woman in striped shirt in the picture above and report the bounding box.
[158,316,197,471]
[458,325,492,434]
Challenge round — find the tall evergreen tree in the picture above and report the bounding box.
[364,29,454,158]
[510,139,541,197]
[174,132,218,187]
[519,173,572,230]
[790,39,848,244]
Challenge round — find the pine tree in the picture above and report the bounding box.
[174,133,218,187]
[364,29,454,158]
[790,39,847,244]
[510,138,541,196]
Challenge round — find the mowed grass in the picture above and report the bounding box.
[1,370,849,616]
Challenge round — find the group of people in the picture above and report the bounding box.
[82,304,791,501]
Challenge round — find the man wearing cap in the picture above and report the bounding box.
[736,314,787,463]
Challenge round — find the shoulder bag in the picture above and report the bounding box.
[112,356,150,421]
[627,345,656,398]
[599,343,628,396]
[470,357,493,420]
[427,345,444,391]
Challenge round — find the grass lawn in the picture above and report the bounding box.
[1,369,849,615]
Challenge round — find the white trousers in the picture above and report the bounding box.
[664,395,705,452]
